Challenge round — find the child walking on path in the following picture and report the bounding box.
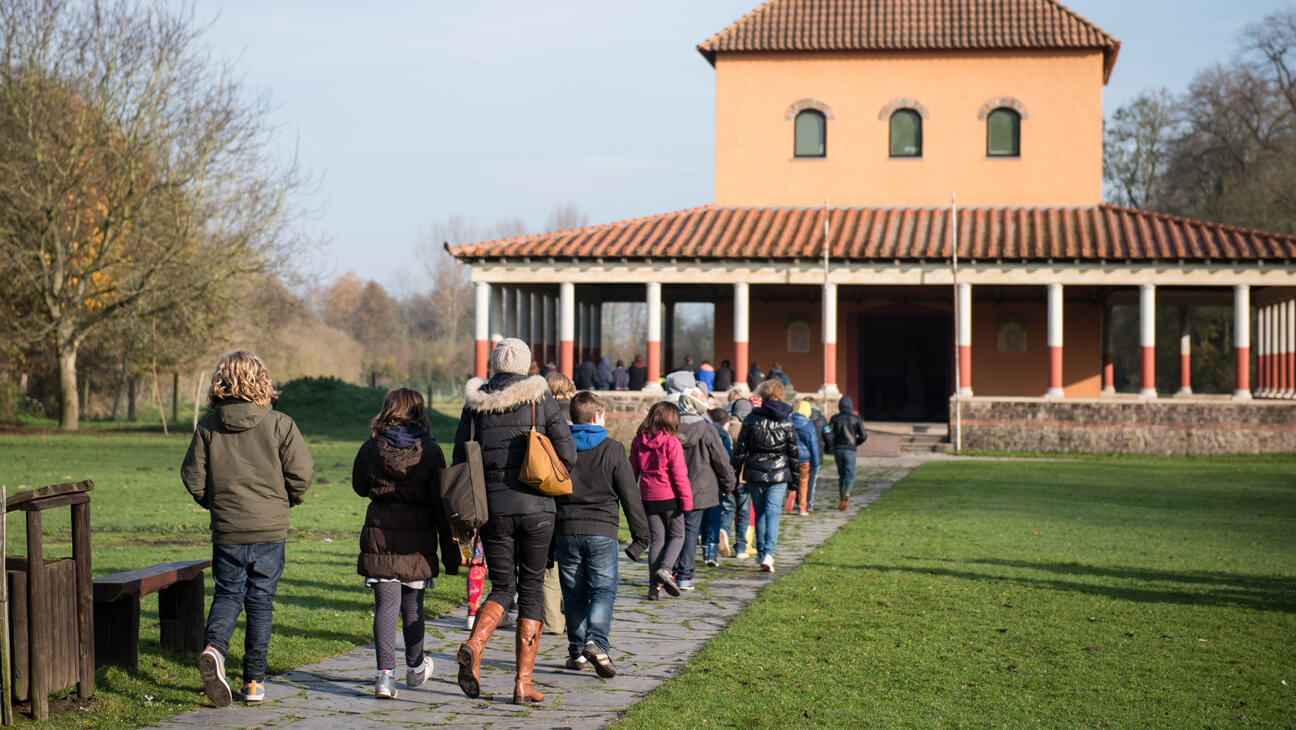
[555,392,650,676]
[629,402,693,599]
[731,380,798,572]
[181,351,314,707]
[352,388,460,699]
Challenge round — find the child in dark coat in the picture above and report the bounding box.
[555,392,650,676]
[353,388,460,698]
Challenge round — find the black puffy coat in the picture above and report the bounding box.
[352,434,459,581]
[452,373,577,516]
[731,400,800,485]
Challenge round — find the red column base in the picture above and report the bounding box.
[823,341,837,390]
[1179,353,1192,393]
[647,341,661,386]
[734,341,749,390]
[474,340,489,379]
[1101,352,1114,392]
[1234,346,1250,395]
[560,340,574,378]
[957,344,972,395]
[1046,346,1064,397]
[1140,345,1156,396]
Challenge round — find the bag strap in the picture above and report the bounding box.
[530,401,537,431]
[469,411,477,442]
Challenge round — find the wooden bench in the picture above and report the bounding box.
[93,559,211,670]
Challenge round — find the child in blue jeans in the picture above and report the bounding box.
[181,351,314,706]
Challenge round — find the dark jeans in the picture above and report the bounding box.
[647,510,685,590]
[701,504,723,563]
[674,509,706,581]
[481,512,553,622]
[835,449,857,499]
[205,540,285,682]
[555,534,619,655]
[720,485,751,553]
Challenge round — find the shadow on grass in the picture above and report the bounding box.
[833,559,1296,613]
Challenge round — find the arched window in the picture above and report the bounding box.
[987,108,1021,157]
[889,109,922,157]
[794,110,826,157]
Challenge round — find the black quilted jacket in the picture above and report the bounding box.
[731,400,800,485]
[451,373,577,516]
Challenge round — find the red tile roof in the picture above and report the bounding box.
[698,0,1121,83]
[447,205,1296,262]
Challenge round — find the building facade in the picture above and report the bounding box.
[451,0,1296,446]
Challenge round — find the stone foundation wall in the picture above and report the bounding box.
[956,398,1296,454]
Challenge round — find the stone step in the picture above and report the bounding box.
[898,436,953,455]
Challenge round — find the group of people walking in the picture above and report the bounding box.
[180,340,868,709]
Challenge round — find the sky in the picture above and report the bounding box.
[189,0,1293,287]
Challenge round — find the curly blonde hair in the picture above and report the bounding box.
[208,350,277,408]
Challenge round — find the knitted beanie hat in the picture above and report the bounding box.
[489,338,532,376]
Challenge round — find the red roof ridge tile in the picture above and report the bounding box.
[447,204,717,257]
[1096,203,1290,242]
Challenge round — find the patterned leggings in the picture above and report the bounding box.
[372,583,425,671]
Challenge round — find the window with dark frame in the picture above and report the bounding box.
[987,108,1021,157]
[794,109,826,157]
[889,109,922,157]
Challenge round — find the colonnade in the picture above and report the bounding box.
[475,280,1259,400]
[1257,298,1296,398]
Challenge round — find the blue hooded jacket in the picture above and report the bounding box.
[791,413,821,466]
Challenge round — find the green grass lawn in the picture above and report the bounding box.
[0,390,467,728]
[617,456,1296,728]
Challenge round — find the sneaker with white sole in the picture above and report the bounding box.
[242,680,265,703]
[199,646,233,708]
[581,641,618,678]
[375,669,398,699]
[406,655,432,688]
[565,654,590,671]
[677,578,697,591]
[759,555,775,572]
[718,529,731,557]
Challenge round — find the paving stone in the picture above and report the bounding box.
[144,456,935,729]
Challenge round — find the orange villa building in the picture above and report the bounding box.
[450,0,1296,451]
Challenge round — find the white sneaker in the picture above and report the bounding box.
[718,529,731,557]
[375,669,397,699]
[199,646,233,708]
[759,555,775,572]
[465,613,475,631]
[406,655,432,688]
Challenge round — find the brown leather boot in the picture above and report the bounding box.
[838,495,849,511]
[456,600,505,698]
[512,618,545,704]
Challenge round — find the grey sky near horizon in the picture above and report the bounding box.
[192,1,1292,288]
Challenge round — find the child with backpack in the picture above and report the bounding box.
[555,392,650,675]
[629,401,693,599]
[352,387,460,698]
[182,351,314,706]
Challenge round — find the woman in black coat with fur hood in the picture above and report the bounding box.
[452,338,576,705]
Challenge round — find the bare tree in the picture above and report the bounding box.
[1103,89,1179,208]
[0,0,305,429]
[545,203,589,233]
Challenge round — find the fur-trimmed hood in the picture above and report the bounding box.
[463,374,550,414]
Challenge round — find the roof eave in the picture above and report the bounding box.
[1102,42,1121,85]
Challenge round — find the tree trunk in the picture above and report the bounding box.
[172,372,179,423]
[128,378,137,421]
[56,332,80,431]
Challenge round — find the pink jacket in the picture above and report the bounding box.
[629,430,693,511]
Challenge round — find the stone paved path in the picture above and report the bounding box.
[148,457,936,729]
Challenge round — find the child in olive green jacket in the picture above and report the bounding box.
[181,351,313,706]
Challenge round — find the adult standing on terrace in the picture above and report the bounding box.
[453,338,576,705]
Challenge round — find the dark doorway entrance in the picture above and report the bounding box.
[857,314,950,421]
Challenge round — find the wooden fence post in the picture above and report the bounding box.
[0,483,12,726]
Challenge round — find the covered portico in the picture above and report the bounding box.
[453,205,1296,414]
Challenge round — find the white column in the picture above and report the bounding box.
[734,281,750,394]
[645,282,663,392]
[474,282,491,378]
[489,284,504,345]
[956,282,972,397]
[1139,283,1157,398]
[559,282,575,376]
[822,282,839,398]
[1280,298,1290,396]
[1045,282,1064,398]
[1261,304,1271,396]
[1233,284,1251,400]
[1176,306,1193,397]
